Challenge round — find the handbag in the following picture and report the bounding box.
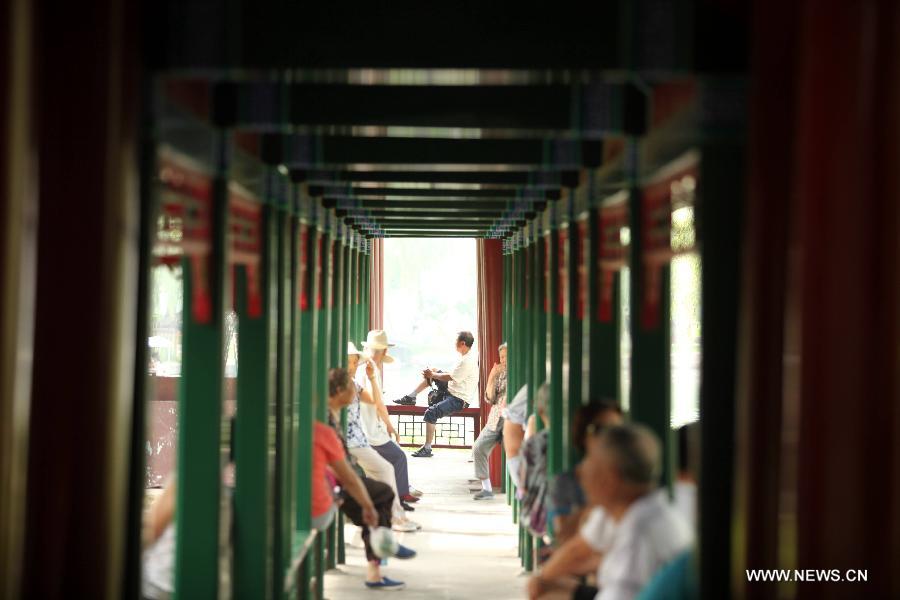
[427,378,450,407]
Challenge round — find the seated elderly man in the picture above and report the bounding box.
[528,423,693,600]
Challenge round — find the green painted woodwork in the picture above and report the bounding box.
[234,205,277,600]
[525,233,546,573]
[627,187,673,491]
[174,167,229,600]
[272,207,291,599]
[566,216,584,468]
[282,529,317,597]
[582,204,622,404]
[296,219,316,533]
[316,224,333,422]
[312,220,333,599]
[547,227,564,477]
[325,230,345,572]
[360,241,370,338]
[275,204,299,593]
[532,235,547,399]
[330,229,344,369]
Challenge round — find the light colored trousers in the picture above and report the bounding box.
[349,445,406,522]
[472,421,504,481]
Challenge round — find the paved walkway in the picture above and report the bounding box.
[324,448,526,599]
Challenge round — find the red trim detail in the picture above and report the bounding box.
[577,221,587,320]
[543,234,551,313]
[315,233,324,310]
[299,225,309,310]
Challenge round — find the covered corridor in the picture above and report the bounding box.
[2,1,900,600]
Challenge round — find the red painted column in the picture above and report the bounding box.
[789,4,900,598]
[737,3,900,598]
[476,239,505,487]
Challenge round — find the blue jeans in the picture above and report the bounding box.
[423,394,466,424]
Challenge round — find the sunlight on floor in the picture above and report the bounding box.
[324,449,526,599]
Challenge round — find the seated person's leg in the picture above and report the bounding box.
[373,441,411,498]
[413,404,441,456]
[394,376,432,405]
[504,418,525,457]
[341,477,395,563]
[472,428,502,498]
[504,419,526,490]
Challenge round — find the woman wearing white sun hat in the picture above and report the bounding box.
[357,330,423,504]
[346,340,421,532]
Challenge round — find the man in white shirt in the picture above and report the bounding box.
[528,423,693,600]
[398,331,479,458]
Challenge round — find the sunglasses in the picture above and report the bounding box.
[585,422,611,437]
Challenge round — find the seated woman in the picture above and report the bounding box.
[320,367,417,590]
[344,342,419,531]
[546,400,623,546]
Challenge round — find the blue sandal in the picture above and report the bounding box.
[365,576,406,590]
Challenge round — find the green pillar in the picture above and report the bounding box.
[330,220,344,369]
[525,224,546,573]
[317,214,334,419]
[296,203,316,533]
[313,210,333,599]
[565,208,584,469]
[530,227,547,406]
[325,220,345,571]
[361,240,371,333]
[547,219,565,478]
[174,133,230,600]
[583,174,623,409]
[627,185,673,491]
[234,202,277,600]
[272,198,293,599]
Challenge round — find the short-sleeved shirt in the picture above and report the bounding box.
[579,506,618,554]
[588,491,694,600]
[504,384,528,426]
[447,350,479,404]
[345,382,369,449]
[312,421,345,518]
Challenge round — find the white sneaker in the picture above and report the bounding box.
[408,486,424,498]
[392,519,421,533]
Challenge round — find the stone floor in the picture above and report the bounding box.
[324,448,526,599]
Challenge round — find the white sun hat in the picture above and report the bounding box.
[347,341,364,356]
[363,329,395,349]
[362,330,395,363]
[370,526,399,559]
